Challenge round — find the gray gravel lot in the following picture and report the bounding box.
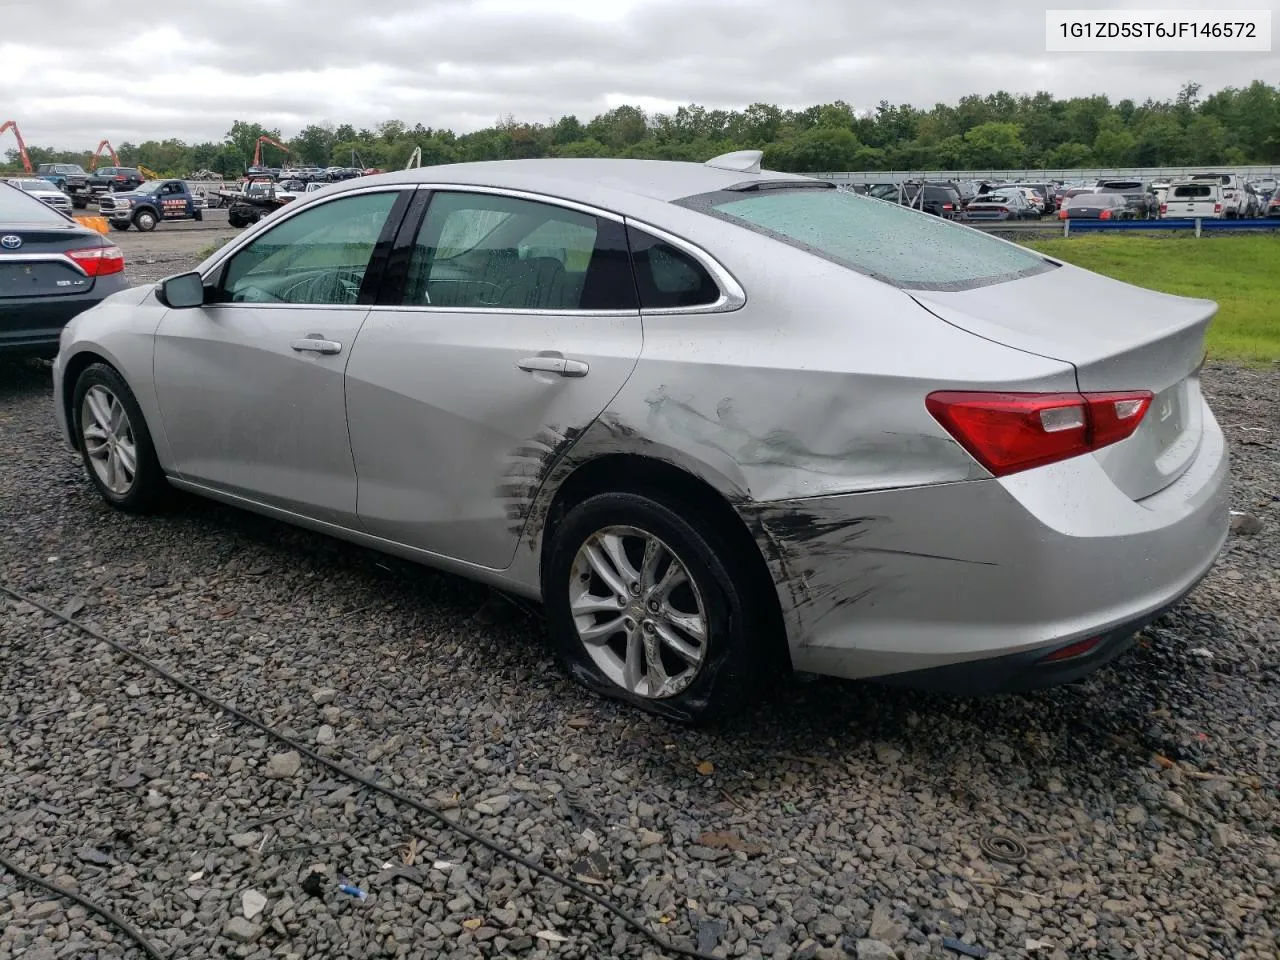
[1,255,1277,960]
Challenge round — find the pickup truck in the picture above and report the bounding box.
[97,179,204,231]
[87,166,145,195]
[35,163,92,208]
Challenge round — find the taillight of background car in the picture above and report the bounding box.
[66,245,125,277]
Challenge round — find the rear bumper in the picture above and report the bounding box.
[745,400,1230,692]
[0,275,127,354]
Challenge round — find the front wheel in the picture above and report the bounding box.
[72,363,167,512]
[543,492,765,723]
[110,221,130,231]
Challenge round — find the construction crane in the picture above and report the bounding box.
[252,134,290,168]
[88,140,119,171]
[0,120,33,174]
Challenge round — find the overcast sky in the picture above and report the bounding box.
[3,0,1277,149]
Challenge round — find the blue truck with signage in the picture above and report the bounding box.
[96,179,204,232]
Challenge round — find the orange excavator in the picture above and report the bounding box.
[252,134,290,168]
[1,119,33,174]
[88,139,119,171]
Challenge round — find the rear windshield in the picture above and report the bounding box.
[0,183,68,223]
[1172,184,1214,198]
[684,188,1052,291]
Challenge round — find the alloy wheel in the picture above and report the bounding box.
[81,385,138,495]
[568,525,708,699]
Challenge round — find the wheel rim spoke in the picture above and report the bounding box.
[653,560,687,602]
[662,608,706,644]
[570,590,623,617]
[599,531,641,586]
[583,541,630,601]
[622,623,643,692]
[639,536,663,591]
[656,621,703,667]
[578,614,625,645]
[115,438,137,478]
[86,388,113,435]
[642,632,670,693]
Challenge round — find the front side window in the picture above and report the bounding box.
[403,191,636,311]
[220,191,400,305]
[687,187,1051,291]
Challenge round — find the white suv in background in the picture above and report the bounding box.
[1160,181,1226,219]
[1189,173,1245,218]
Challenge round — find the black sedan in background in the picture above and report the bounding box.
[1058,192,1134,221]
[0,181,127,357]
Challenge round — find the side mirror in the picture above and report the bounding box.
[156,271,206,308]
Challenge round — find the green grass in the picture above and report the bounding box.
[1022,234,1280,364]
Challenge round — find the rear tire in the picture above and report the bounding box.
[543,492,766,724]
[72,363,167,513]
[111,222,130,231]
[134,209,158,232]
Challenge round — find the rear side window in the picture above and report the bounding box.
[1173,185,1213,198]
[626,227,721,309]
[686,188,1049,291]
[403,191,637,311]
[0,183,66,223]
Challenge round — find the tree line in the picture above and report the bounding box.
[6,81,1278,178]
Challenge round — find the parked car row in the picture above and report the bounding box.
[845,173,1280,225]
[244,165,365,183]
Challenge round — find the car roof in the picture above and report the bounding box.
[332,158,820,210]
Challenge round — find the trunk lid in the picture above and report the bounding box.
[912,262,1214,500]
[0,225,100,299]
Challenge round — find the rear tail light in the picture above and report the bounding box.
[925,390,1154,477]
[1058,209,1068,219]
[66,245,125,277]
[1099,209,1111,219]
[1214,203,1222,213]
[114,175,124,181]
[943,203,953,211]
[1159,203,1168,214]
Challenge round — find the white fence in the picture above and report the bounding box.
[814,166,1280,184]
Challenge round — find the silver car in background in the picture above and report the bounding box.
[7,177,74,216]
[51,152,1229,721]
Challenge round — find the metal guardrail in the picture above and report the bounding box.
[1063,217,1280,236]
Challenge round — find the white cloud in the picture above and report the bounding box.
[1,0,1276,149]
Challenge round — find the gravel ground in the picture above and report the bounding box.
[1,258,1277,960]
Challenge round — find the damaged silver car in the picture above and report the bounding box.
[52,151,1229,721]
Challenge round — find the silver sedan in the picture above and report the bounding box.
[51,152,1229,721]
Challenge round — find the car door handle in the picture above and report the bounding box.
[517,356,589,378]
[291,337,342,355]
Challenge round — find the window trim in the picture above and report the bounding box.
[197,180,747,317]
[622,219,745,316]
[204,186,412,311]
